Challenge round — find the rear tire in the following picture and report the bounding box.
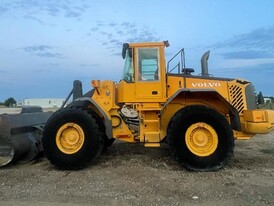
[168,105,234,171]
[42,108,103,170]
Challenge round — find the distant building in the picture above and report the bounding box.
[23,98,65,108]
[264,97,271,103]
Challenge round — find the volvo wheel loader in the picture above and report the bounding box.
[42,41,274,171]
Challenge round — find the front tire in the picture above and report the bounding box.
[167,105,234,171]
[103,138,116,149]
[42,108,103,170]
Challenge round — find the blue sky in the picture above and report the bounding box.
[0,0,274,102]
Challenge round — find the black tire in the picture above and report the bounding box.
[103,138,116,149]
[167,105,234,171]
[42,108,103,170]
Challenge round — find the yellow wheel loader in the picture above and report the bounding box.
[42,41,274,171]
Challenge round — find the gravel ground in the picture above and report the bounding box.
[0,131,274,206]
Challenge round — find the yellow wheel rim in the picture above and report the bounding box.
[56,123,85,154]
[185,122,218,157]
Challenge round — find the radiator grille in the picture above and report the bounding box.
[229,85,245,113]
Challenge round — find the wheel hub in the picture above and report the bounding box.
[56,123,85,154]
[185,122,218,157]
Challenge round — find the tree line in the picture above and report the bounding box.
[257,91,274,104]
[0,97,17,107]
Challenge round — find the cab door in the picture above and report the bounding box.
[135,47,165,101]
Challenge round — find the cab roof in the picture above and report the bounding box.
[128,41,169,48]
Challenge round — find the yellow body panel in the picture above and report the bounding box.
[117,80,136,103]
[91,80,119,112]
[167,76,230,99]
[187,78,229,100]
[136,81,164,100]
[244,110,269,123]
[241,109,274,134]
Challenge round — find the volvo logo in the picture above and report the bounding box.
[191,82,221,87]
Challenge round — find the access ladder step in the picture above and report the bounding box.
[144,131,160,145]
[144,143,160,147]
[143,119,159,123]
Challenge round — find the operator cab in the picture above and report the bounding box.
[118,41,169,103]
[122,43,161,82]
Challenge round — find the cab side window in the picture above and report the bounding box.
[137,48,159,81]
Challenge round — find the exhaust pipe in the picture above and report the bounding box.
[201,50,210,77]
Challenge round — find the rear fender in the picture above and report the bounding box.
[161,89,241,131]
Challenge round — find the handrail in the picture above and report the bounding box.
[167,48,185,73]
[169,62,180,73]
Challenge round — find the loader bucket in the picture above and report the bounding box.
[0,108,52,166]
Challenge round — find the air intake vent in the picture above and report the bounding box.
[229,85,245,113]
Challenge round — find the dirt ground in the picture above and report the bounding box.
[0,130,273,206]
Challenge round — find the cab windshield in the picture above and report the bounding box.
[122,49,134,82]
